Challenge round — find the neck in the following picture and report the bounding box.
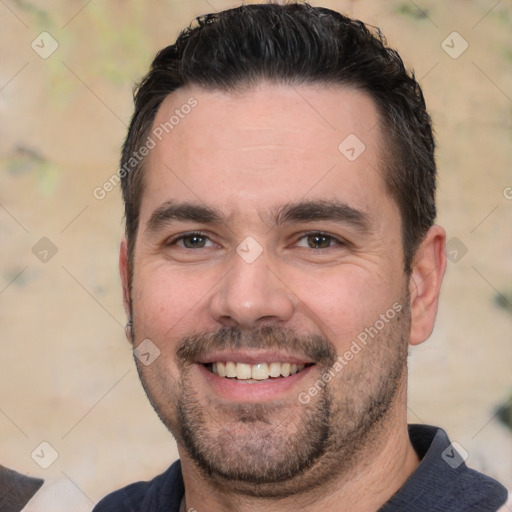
[179,384,419,512]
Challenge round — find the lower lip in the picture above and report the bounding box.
[197,363,314,402]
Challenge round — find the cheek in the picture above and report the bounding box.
[293,265,401,346]
[131,263,218,342]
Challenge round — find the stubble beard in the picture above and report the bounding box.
[133,300,410,499]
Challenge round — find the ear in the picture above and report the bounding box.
[408,225,447,346]
[119,237,131,320]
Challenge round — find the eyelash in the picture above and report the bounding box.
[295,231,346,249]
[166,231,213,248]
[166,231,346,249]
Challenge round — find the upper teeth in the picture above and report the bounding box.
[211,361,305,380]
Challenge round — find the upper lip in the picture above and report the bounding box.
[196,350,314,365]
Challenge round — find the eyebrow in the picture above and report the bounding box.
[145,199,372,235]
[269,200,372,233]
[146,202,225,233]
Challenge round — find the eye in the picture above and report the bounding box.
[296,233,342,249]
[169,232,215,249]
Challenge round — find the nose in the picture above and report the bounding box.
[208,247,295,329]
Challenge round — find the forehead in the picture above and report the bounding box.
[141,82,393,223]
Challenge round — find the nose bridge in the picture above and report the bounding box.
[209,244,294,328]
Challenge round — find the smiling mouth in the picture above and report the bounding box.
[204,361,314,381]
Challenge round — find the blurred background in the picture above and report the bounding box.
[0,0,511,509]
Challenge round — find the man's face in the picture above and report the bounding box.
[124,83,411,495]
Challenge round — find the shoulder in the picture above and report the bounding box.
[92,480,151,512]
[92,460,184,512]
[380,425,509,512]
[454,466,509,512]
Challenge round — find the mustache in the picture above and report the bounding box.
[176,325,336,366]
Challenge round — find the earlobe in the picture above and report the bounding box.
[408,225,447,346]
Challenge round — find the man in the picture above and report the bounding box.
[94,3,509,511]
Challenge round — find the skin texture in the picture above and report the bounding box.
[119,83,446,512]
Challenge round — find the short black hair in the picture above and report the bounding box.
[121,2,436,273]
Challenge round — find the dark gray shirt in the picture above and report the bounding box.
[93,424,508,511]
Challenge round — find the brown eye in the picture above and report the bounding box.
[296,233,338,249]
[181,234,208,248]
[308,234,333,249]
